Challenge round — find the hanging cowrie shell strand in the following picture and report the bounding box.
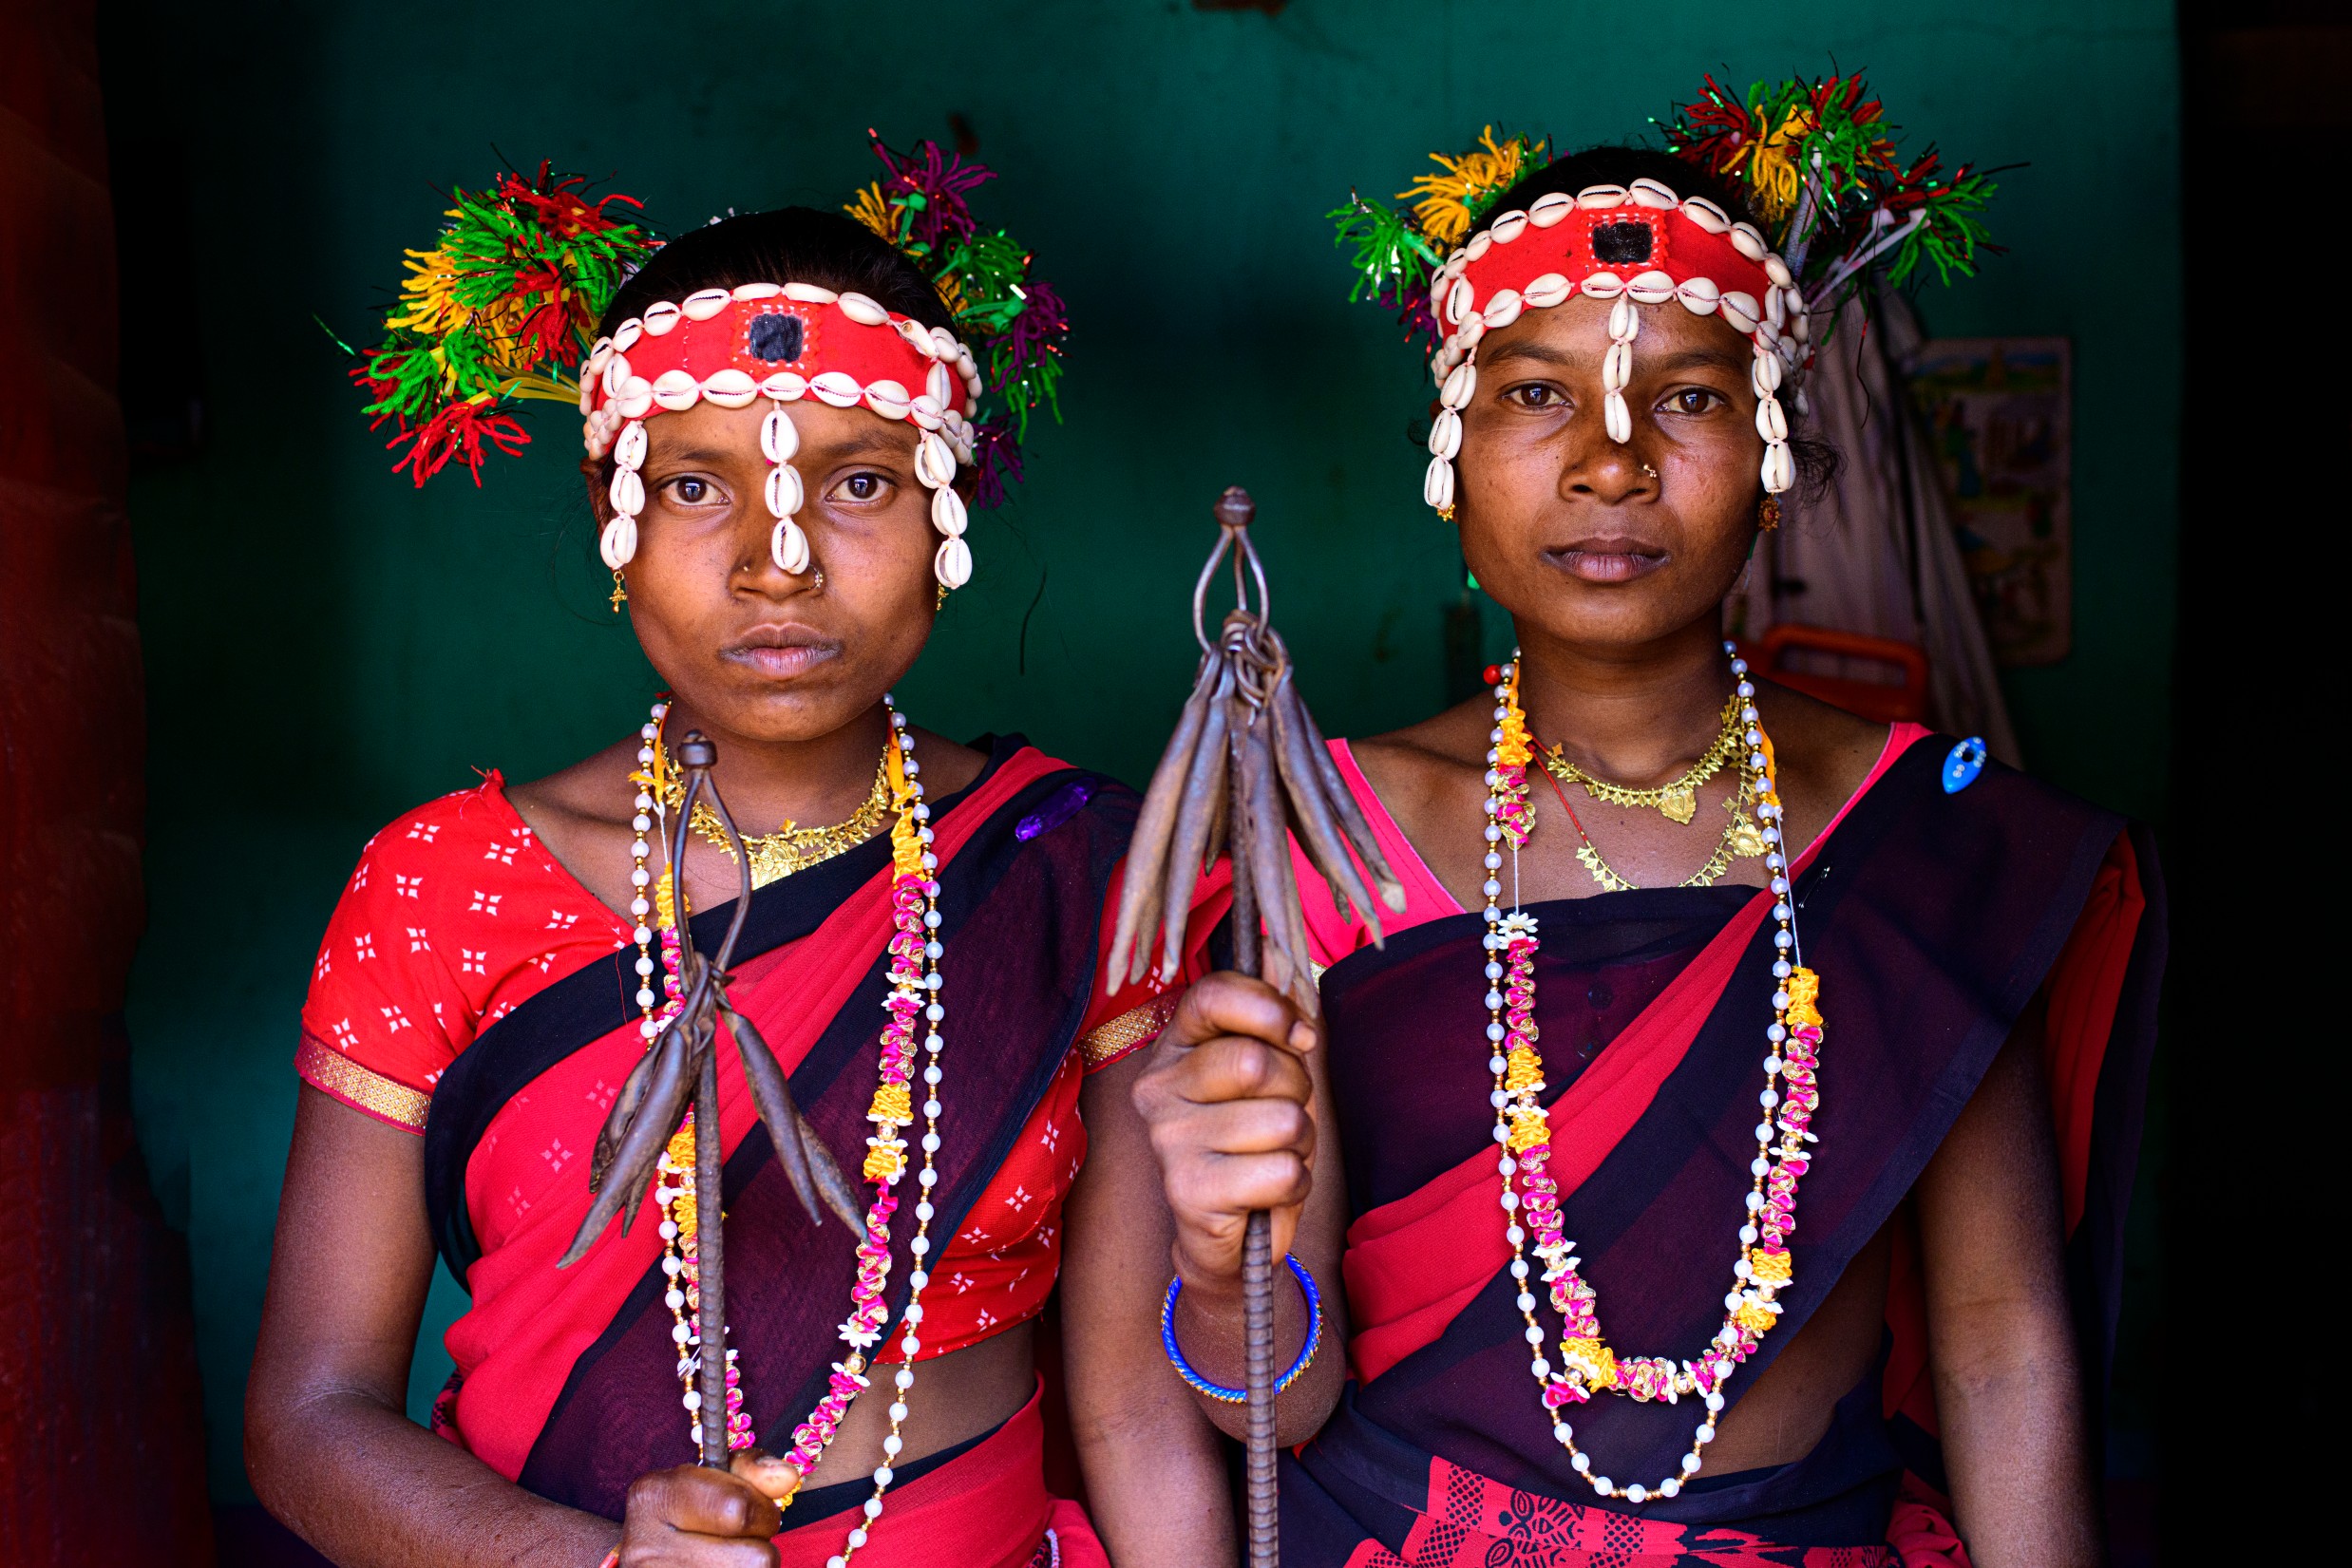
[601,418,649,569]
[1603,295,1641,444]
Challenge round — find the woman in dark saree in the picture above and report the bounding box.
[246,156,1228,1567]
[1096,108,2157,1566]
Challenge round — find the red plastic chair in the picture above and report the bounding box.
[1739,624,1929,724]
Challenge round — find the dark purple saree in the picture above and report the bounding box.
[1283,738,2162,1565]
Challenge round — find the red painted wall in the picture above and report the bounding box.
[0,4,213,1559]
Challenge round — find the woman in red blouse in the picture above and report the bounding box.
[244,184,1237,1567]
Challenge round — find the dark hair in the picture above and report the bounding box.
[596,206,954,340]
[1471,145,1840,504]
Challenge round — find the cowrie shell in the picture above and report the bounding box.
[1756,396,1789,442]
[1761,442,1794,494]
[616,420,649,470]
[1629,178,1680,209]
[1677,276,1722,314]
[1455,314,1488,348]
[608,468,644,516]
[603,352,631,398]
[577,375,595,415]
[731,281,783,300]
[702,368,758,407]
[772,517,811,574]
[616,377,654,420]
[1751,350,1784,395]
[784,282,838,304]
[613,318,643,351]
[1429,408,1462,460]
[1719,292,1762,334]
[760,371,808,401]
[810,370,863,407]
[910,394,943,430]
[1764,255,1794,290]
[934,536,973,589]
[1489,210,1529,244]
[1577,184,1627,209]
[682,288,731,321]
[1447,276,1476,326]
[1524,273,1572,309]
[1482,289,1524,330]
[760,407,799,463]
[1423,455,1454,510]
[1582,271,1626,301]
[1629,270,1677,305]
[898,318,937,354]
[864,379,912,420]
[1465,231,1493,261]
[765,463,805,519]
[1604,390,1633,444]
[1529,191,1575,228]
[641,301,682,335]
[837,292,890,327]
[652,368,700,412]
[1440,362,1476,410]
[586,339,614,377]
[1603,341,1632,390]
[1680,197,1732,234]
[916,432,957,489]
[930,327,959,361]
[926,362,957,410]
[599,516,637,570]
[931,483,968,538]
[1728,224,1768,262]
[1608,298,1640,341]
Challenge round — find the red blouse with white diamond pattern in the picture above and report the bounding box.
[296,773,1176,1363]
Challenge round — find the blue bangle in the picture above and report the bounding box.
[1160,1254,1324,1403]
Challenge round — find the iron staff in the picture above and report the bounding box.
[560,731,863,1465]
[1110,488,1407,1566]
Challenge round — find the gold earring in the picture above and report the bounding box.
[936,581,952,609]
[1758,495,1782,533]
[1436,503,1457,524]
[609,570,628,612]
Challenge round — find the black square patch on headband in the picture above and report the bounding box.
[1591,222,1655,265]
[748,313,804,363]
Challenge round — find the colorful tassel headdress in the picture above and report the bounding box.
[1329,70,1995,516]
[349,136,1071,593]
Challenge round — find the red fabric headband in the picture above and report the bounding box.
[580,284,979,461]
[1443,188,1785,348]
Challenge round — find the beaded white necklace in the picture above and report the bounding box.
[625,695,950,1559]
[1479,644,1826,1505]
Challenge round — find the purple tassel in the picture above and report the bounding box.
[868,133,994,254]
[966,417,1027,512]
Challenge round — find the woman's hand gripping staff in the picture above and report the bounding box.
[1107,488,1406,1563]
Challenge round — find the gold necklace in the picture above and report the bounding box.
[659,737,895,890]
[1553,752,1766,892]
[1541,695,1742,824]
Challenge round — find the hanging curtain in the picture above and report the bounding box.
[1730,291,2021,765]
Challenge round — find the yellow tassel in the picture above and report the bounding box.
[1504,1048,1545,1096]
[863,1136,907,1181]
[866,1083,913,1126]
[1400,128,1548,247]
[1785,966,1821,1028]
[1561,1337,1617,1389]
[886,739,926,879]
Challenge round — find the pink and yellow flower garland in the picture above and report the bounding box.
[1480,649,1825,1505]
[632,695,948,1560]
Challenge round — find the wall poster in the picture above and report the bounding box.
[1906,336,2073,666]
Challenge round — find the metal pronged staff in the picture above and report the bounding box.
[1111,488,1408,1566]
[560,730,863,1465]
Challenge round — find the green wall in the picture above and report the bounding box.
[112,0,2179,1502]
